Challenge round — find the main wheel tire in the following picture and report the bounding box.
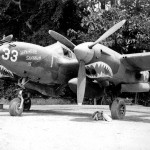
[111,98,126,120]
[9,98,23,116]
[23,99,31,111]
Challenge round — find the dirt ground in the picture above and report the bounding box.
[0,105,150,150]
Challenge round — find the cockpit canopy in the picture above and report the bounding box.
[45,41,76,59]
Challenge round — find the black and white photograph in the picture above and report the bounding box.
[0,0,150,149]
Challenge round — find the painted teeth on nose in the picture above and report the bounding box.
[99,72,101,76]
[108,67,112,76]
[106,66,109,71]
[85,61,113,78]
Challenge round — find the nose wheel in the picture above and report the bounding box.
[9,78,31,116]
[9,97,23,116]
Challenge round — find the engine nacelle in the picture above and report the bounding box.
[121,83,150,93]
[68,78,104,98]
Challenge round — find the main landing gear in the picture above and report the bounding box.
[109,98,126,119]
[9,78,31,116]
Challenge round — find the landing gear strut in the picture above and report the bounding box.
[9,78,30,116]
[23,93,31,111]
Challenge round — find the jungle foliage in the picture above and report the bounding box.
[0,0,150,105]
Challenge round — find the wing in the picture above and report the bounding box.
[121,52,150,71]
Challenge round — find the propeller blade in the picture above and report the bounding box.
[89,20,126,49]
[49,30,76,50]
[77,61,86,105]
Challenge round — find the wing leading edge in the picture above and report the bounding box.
[121,52,150,71]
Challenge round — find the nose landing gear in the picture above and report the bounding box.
[9,98,23,116]
[9,78,31,116]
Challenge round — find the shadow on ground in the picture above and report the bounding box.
[1,107,150,123]
[123,115,150,123]
[24,108,150,123]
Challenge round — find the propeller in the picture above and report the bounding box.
[49,20,126,105]
[89,20,126,49]
[49,30,75,50]
[77,61,86,105]
[88,20,126,49]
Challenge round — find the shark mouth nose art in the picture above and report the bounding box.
[0,65,13,78]
[85,62,113,79]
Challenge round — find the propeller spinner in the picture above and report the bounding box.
[49,20,126,105]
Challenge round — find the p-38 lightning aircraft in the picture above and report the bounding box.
[49,19,150,119]
[0,33,107,115]
[0,20,149,120]
[0,34,80,115]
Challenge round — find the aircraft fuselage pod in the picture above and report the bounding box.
[80,43,150,86]
[0,42,78,85]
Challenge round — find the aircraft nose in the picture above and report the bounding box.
[0,45,5,60]
[74,43,94,64]
[0,45,10,61]
[0,44,18,65]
